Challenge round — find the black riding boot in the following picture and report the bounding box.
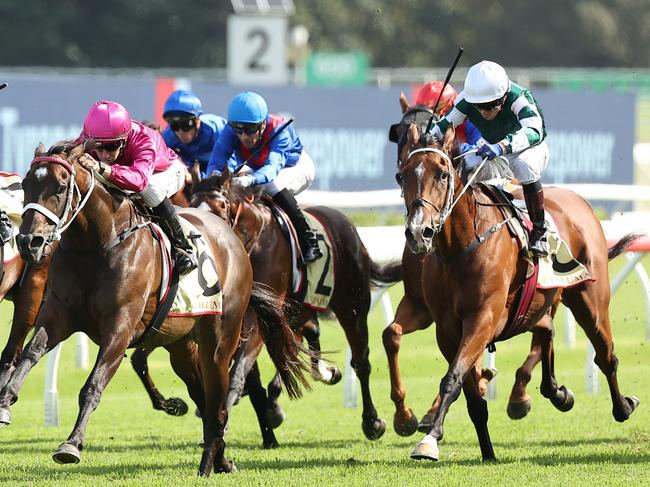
[0,211,13,245]
[272,189,323,263]
[523,181,548,258]
[151,198,198,276]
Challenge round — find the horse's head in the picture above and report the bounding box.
[190,170,232,221]
[17,142,88,264]
[396,122,457,255]
[389,92,436,164]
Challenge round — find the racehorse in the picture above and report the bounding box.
[188,169,402,445]
[396,121,639,461]
[0,142,309,476]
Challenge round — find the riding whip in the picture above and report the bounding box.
[425,47,464,134]
[0,83,7,91]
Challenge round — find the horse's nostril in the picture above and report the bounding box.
[423,227,434,239]
[404,228,414,242]
[29,235,45,250]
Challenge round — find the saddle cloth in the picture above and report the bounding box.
[269,202,335,311]
[1,172,23,263]
[154,218,222,316]
[486,180,592,289]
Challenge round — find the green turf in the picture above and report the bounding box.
[0,259,648,486]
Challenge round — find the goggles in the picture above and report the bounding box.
[168,118,197,132]
[472,97,505,112]
[229,121,262,135]
[95,140,125,152]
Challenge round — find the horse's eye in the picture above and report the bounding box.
[56,184,66,195]
[441,171,450,180]
[395,173,404,185]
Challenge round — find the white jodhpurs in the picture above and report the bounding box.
[260,150,316,197]
[503,140,549,184]
[138,159,187,207]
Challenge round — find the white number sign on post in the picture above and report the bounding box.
[227,15,289,85]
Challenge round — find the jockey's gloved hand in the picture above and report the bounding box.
[476,142,503,160]
[460,143,476,154]
[233,174,255,188]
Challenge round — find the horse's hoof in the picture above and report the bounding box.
[266,405,285,429]
[410,434,439,461]
[507,398,532,420]
[262,438,279,449]
[551,386,575,412]
[394,409,419,437]
[615,396,640,422]
[0,407,12,426]
[417,412,435,433]
[327,367,343,385]
[52,442,81,464]
[214,459,237,474]
[163,398,188,416]
[362,417,386,441]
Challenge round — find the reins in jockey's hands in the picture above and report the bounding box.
[78,153,110,177]
[476,142,503,160]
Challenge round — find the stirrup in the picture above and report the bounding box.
[174,250,198,276]
[529,236,548,258]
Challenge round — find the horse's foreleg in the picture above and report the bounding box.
[197,314,241,477]
[165,337,203,415]
[130,346,188,416]
[536,316,575,414]
[53,331,131,465]
[265,371,285,429]
[411,323,492,462]
[507,328,543,419]
[244,361,279,449]
[302,318,341,385]
[0,264,48,389]
[226,329,263,413]
[382,295,432,437]
[462,369,495,462]
[564,285,638,422]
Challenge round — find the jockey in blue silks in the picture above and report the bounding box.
[162,89,230,179]
[206,91,323,263]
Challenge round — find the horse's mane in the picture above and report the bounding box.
[192,174,265,206]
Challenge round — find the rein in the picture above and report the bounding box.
[22,155,96,245]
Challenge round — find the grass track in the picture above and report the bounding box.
[0,259,648,486]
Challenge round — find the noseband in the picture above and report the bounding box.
[22,155,96,245]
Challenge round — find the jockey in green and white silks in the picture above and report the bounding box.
[428,60,549,257]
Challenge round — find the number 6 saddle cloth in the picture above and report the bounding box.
[1,172,24,264]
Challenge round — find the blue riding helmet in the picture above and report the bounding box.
[227,91,268,124]
[163,90,203,119]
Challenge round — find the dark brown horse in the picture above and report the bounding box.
[0,143,309,476]
[189,170,402,445]
[395,122,639,461]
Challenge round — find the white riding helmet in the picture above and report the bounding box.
[463,61,510,104]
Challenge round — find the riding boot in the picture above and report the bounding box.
[523,181,548,258]
[151,198,198,276]
[272,188,323,263]
[0,211,13,245]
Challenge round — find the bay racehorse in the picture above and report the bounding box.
[397,122,639,461]
[189,169,402,445]
[0,142,309,476]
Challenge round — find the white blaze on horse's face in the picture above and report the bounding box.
[34,167,48,181]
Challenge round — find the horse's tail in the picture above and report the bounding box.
[608,232,644,260]
[249,281,311,400]
[370,258,403,289]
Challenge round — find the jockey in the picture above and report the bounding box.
[162,89,230,178]
[76,100,198,275]
[428,61,549,258]
[415,81,481,145]
[206,91,323,263]
[0,211,12,245]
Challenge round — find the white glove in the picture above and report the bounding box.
[463,153,483,171]
[232,174,255,188]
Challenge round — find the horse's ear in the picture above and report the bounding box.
[441,126,455,154]
[34,143,46,157]
[191,161,201,186]
[399,92,410,114]
[221,166,231,186]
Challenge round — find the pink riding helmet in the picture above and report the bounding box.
[83,100,132,142]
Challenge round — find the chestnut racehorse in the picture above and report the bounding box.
[0,143,309,476]
[396,122,639,462]
[189,170,402,445]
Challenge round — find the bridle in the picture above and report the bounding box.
[22,155,95,246]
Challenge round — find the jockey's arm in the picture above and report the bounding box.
[501,93,544,154]
[429,104,468,140]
